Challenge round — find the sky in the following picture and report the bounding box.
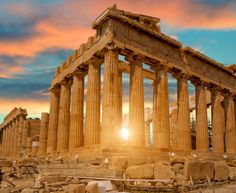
[0,0,236,123]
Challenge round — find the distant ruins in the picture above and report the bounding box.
[0,5,236,185]
[0,108,42,159]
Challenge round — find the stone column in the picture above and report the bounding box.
[129,56,145,146]
[47,87,60,154]
[195,83,209,152]
[101,50,121,146]
[4,125,9,157]
[2,128,6,155]
[9,121,15,158]
[38,113,49,156]
[13,117,19,159]
[153,67,170,149]
[225,94,236,154]
[69,71,84,150]
[18,115,26,156]
[32,139,39,157]
[211,88,224,153]
[22,120,30,150]
[117,70,123,144]
[57,80,71,152]
[84,62,101,146]
[26,137,32,156]
[176,73,191,151]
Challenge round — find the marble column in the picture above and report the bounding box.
[2,128,6,155]
[69,71,84,150]
[38,113,49,156]
[57,80,71,152]
[118,70,123,142]
[225,94,236,154]
[101,50,121,145]
[26,137,32,156]
[9,121,15,158]
[13,117,19,159]
[211,88,224,153]
[176,73,191,151]
[195,83,209,152]
[4,125,9,156]
[18,115,26,156]
[153,67,170,149]
[22,120,30,149]
[84,62,101,146]
[129,56,145,146]
[47,87,60,154]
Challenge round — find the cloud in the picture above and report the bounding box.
[0,98,49,123]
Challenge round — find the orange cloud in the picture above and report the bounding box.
[0,98,49,120]
[1,0,236,59]
[0,62,25,78]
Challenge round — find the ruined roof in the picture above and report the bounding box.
[92,5,181,48]
[92,4,160,32]
[226,64,236,73]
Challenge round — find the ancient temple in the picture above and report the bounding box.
[0,108,42,159]
[0,6,236,162]
[44,5,236,159]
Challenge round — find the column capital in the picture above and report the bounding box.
[209,84,222,94]
[49,86,60,94]
[61,78,72,87]
[71,69,85,78]
[125,53,145,64]
[155,65,169,72]
[173,71,189,80]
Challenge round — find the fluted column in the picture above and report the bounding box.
[211,88,224,153]
[5,125,9,157]
[9,121,15,158]
[13,117,19,159]
[47,87,60,154]
[195,82,209,152]
[38,113,49,156]
[22,120,30,150]
[84,62,101,146]
[18,115,26,157]
[2,128,6,155]
[225,94,236,154]
[69,71,84,150]
[26,137,32,156]
[176,73,191,151]
[101,50,121,146]
[153,67,170,149]
[57,80,71,152]
[118,70,123,141]
[129,56,145,146]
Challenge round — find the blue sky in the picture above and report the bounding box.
[0,0,236,122]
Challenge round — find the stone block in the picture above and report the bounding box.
[214,160,229,181]
[127,157,147,166]
[111,156,127,169]
[229,167,236,180]
[183,159,214,181]
[21,188,35,193]
[126,164,154,179]
[0,160,12,167]
[86,183,99,193]
[67,184,86,193]
[154,162,175,179]
[172,163,184,175]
